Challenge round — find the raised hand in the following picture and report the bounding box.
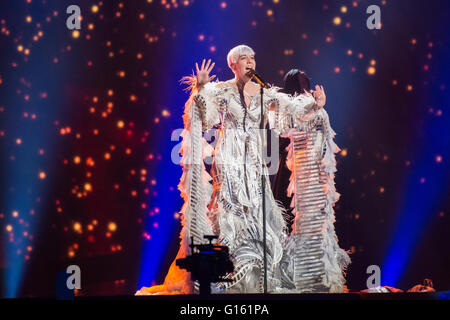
[313,85,326,108]
[196,59,216,87]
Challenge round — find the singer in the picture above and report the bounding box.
[136,45,347,295]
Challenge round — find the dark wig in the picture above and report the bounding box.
[282,69,311,96]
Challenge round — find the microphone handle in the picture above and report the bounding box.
[248,69,267,88]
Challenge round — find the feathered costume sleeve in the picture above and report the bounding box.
[265,86,351,293]
[135,81,224,295]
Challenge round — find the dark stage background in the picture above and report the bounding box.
[0,0,449,297]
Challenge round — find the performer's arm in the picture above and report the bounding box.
[265,85,326,135]
[266,85,325,113]
[311,85,326,109]
[181,59,225,131]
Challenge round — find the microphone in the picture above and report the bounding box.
[247,68,267,88]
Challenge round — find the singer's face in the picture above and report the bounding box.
[233,54,256,80]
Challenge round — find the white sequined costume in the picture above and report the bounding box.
[136,80,350,295]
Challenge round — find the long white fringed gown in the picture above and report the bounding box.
[135,80,350,295]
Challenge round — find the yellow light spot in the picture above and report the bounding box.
[73,222,82,232]
[84,183,92,191]
[333,17,341,25]
[12,210,19,218]
[267,9,273,16]
[39,171,46,179]
[72,30,80,38]
[341,6,348,13]
[367,66,376,75]
[340,148,348,157]
[104,152,111,160]
[108,222,117,232]
[91,5,99,13]
[161,109,170,117]
[88,23,94,30]
[6,225,13,232]
[141,169,147,175]
[68,250,75,258]
[26,16,32,23]
[17,45,24,52]
[117,120,125,128]
[16,138,22,145]
[74,156,81,164]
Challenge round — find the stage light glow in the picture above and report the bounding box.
[382,36,450,286]
[108,222,117,232]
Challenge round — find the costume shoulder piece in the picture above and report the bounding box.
[192,80,232,131]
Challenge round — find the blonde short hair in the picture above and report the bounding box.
[226,45,255,70]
